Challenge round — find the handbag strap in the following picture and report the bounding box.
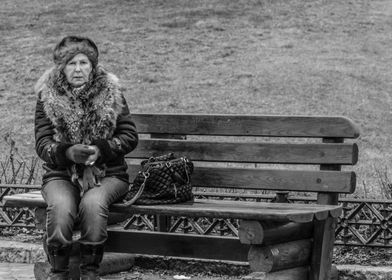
[122,168,151,207]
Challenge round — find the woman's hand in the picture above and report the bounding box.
[84,145,101,166]
[65,144,96,164]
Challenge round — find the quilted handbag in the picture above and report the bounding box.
[123,153,194,205]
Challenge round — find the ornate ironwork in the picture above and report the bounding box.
[0,184,40,228]
[2,185,392,247]
[335,199,392,247]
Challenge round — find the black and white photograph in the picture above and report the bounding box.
[0,0,391,279]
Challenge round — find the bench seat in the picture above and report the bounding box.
[3,191,341,223]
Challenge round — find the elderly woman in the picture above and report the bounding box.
[34,36,138,279]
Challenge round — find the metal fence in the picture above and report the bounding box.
[1,185,391,247]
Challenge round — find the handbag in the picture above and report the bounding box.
[123,153,194,205]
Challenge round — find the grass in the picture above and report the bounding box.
[1,0,392,197]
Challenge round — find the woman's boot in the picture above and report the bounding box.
[80,244,104,280]
[47,245,71,280]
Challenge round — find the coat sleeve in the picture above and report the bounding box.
[92,95,138,164]
[34,95,73,167]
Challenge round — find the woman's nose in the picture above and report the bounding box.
[75,63,81,71]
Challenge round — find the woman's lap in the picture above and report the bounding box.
[42,177,129,245]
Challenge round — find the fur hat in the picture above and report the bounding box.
[53,36,99,67]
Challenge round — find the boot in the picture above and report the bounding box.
[47,245,71,280]
[80,244,104,280]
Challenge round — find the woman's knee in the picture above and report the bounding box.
[44,181,78,220]
[79,191,109,216]
[47,199,78,222]
[42,180,79,205]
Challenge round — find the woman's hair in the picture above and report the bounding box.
[53,35,99,67]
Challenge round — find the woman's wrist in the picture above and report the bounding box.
[86,145,100,165]
[91,139,114,163]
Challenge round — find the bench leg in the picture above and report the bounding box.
[310,217,336,280]
[156,215,171,232]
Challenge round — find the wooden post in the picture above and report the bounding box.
[35,207,46,230]
[156,215,171,232]
[248,239,312,272]
[311,137,342,280]
[317,138,342,205]
[310,217,336,280]
[331,264,338,280]
[272,191,290,203]
[239,220,313,245]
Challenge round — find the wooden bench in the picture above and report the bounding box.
[3,113,360,280]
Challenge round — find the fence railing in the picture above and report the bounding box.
[1,185,391,247]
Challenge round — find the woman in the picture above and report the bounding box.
[34,35,138,279]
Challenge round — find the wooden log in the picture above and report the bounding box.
[248,239,312,272]
[239,220,264,244]
[239,220,313,245]
[242,266,309,280]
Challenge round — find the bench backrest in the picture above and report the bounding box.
[126,114,360,205]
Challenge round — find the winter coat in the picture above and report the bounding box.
[34,66,138,186]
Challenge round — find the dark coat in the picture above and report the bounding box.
[34,67,138,185]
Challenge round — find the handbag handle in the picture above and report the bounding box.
[122,169,150,207]
[165,158,190,185]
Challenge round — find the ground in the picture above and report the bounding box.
[1,228,392,279]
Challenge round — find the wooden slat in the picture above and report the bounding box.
[126,163,356,194]
[106,228,249,262]
[4,192,341,220]
[3,191,46,208]
[132,114,360,138]
[0,184,41,189]
[4,192,341,222]
[111,199,341,223]
[128,139,358,165]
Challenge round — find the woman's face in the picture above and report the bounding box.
[64,53,92,87]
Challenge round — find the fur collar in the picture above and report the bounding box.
[35,66,124,144]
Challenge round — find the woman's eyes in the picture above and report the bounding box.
[67,60,89,66]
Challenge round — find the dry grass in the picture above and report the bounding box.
[1,0,392,197]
